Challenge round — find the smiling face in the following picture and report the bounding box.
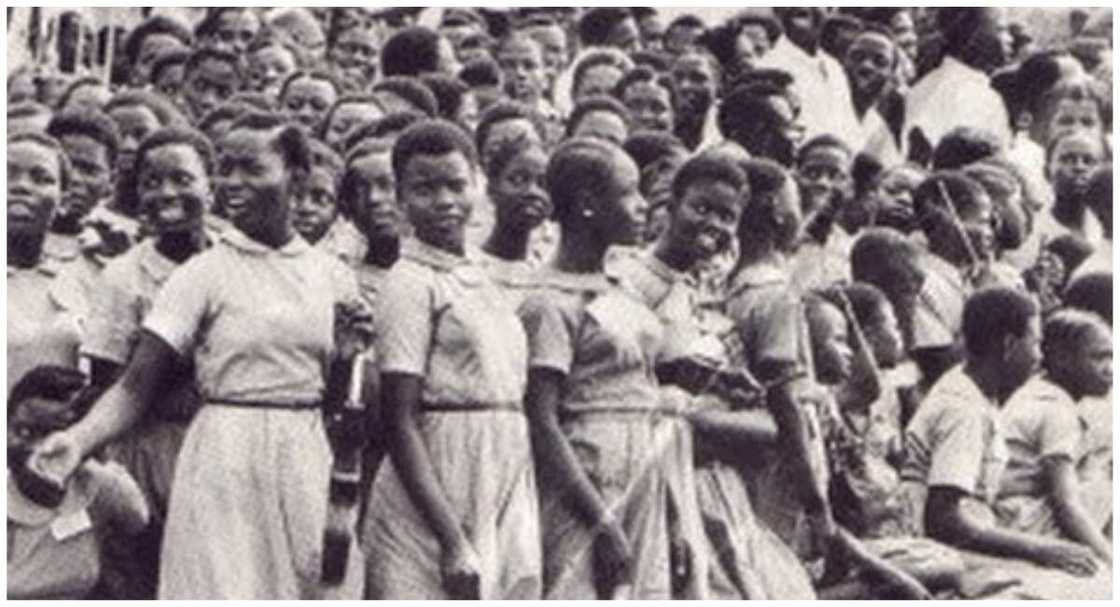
[845,33,894,96]
[283,77,338,132]
[331,26,380,89]
[8,140,62,239]
[215,127,295,244]
[399,151,476,254]
[598,149,648,246]
[292,167,338,244]
[667,178,742,264]
[623,80,674,132]
[137,143,210,236]
[796,144,852,215]
[249,45,297,98]
[490,144,551,232]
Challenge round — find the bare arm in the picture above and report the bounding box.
[381,372,467,551]
[525,367,612,527]
[768,380,831,515]
[1044,456,1112,562]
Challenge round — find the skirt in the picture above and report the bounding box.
[158,405,363,599]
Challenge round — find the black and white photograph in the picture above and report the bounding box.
[4,5,1114,600]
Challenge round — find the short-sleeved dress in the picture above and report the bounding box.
[622,252,814,599]
[911,254,967,353]
[8,461,147,599]
[475,248,538,309]
[901,366,1111,600]
[82,240,202,598]
[996,375,1111,536]
[142,229,365,599]
[7,260,86,394]
[519,267,673,599]
[362,238,541,600]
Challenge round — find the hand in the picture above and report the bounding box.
[878,566,933,600]
[1035,541,1100,577]
[334,300,374,360]
[593,517,632,597]
[27,430,84,487]
[440,538,482,599]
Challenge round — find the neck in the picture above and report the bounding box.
[482,221,532,261]
[7,232,44,268]
[851,86,881,117]
[788,33,818,55]
[1052,194,1086,226]
[652,234,698,273]
[252,223,295,250]
[363,234,400,268]
[155,229,207,263]
[553,228,610,274]
[737,235,778,267]
[963,357,1006,403]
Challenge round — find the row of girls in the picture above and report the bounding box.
[8,6,1113,601]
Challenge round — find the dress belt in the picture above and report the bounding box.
[420,401,522,414]
[208,398,321,410]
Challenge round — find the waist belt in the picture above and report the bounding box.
[209,398,321,410]
[420,401,522,414]
[559,405,677,421]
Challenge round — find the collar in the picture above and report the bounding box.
[42,232,80,262]
[7,257,59,278]
[641,250,698,288]
[137,240,180,284]
[533,266,616,294]
[220,228,311,257]
[934,56,987,85]
[921,253,965,290]
[401,237,471,272]
[726,255,787,295]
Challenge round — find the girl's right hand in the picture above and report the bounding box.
[440,538,482,599]
[593,517,632,593]
[1035,541,1100,577]
[27,431,83,486]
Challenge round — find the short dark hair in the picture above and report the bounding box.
[186,47,243,81]
[227,112,313,177]
[1064,271,1112,325]
[459,56,503,88]
[844,282,893,329]
[622,130,686,171]
[850,227,924,292]
[546,137,622,224]
[613,66,677,113]
[198,101,256,136]
[671,150,746,202]
[667,14,704,33]
[381,26,442,77]
[124,15,192,66]
[195,7,259,39]
[931,126,1002,170]
[962,286,1038,358]
[420,74,467,121]
[1042,308,1109,372]
[344,110,426,153]
[571,49,632,98]
[485,133,543,182]
[579,8,634,47]
[372,76,440,118]
[134,126,215,178]
[46,107,120,167]
[913,171,989,232]
[566,95,630,138]
[391,119,478,182]
[736,157,795,247]
[149,47,192,83]
[1045,233,1095,285]
[717,84,788,149]
[55,76,105,111]
[8,365,87,419]
[8,132,71,191]
[475,100,546,156]
[104,89,188,127]
[319,95,386,140]
[278,71,342,102]
[796,134,853,167]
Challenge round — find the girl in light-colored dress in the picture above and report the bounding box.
[362,120,541,600]
[520,137,683,599]
[31,113,366,599]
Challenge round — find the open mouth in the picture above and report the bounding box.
[8,201,36,222]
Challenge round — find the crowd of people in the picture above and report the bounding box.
[6,6,1114,600]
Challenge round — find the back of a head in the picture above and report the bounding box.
[717,84,784,150]
[579,8,632,47]
[8,365,88,419]
[46,107,121,166]
[1064,271,1112,325]
[932,126,1002,170]
[546,137,621,224]
[622,130,685,171]
[381,26,441,78]
[391,119,477,182]
[851,227,922,286]
[373,76,440,118]
[962,286,1038,358]
[913,170,987,230]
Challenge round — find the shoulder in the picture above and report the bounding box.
[1003,376,1075,422]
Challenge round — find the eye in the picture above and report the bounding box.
[142,174,161,190]
[172,171,195,187]
[31,167,56,185]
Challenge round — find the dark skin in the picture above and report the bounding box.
[525,148,648,593]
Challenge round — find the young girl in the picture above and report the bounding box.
[8,133,87,394]
[8,366,149,599]
[478,135,552,298]
[362,120,541,599]
[519,138,675,599]
[294,139,343,245]
[279,71,341,135]
[81,127,214,599]
[31,113,367,599]
[1038,130,1110,247]
[997,309,1112,561]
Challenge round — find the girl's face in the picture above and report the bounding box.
[349,151,400,241]
[292,167,338,244]
[331,27,380,89]
[1047,97,1103,142]
[184,58,240,119]
[671,54,717,116]
[325,102,384,151]
[871,167,922,230]
[1048,133,1104,200]
[668,178,742,263]
[8,140,62,239]
[283,77,338,132]
[490,145,550,232]
[57,134,112,224]
[598,150,648,246]
[865,301,904,368]
[796,144,851,215]
[622,81,674,132]
[137,143,211,236]
[811,301,854,385]
[498,38,547,104]
[215,128,294,243]
[890,11,918,60]
[574,64,623,102]
[249,45,297,98]
[153,64,185,100]
[734,24,771,72]
[136,34,186,83]
[109,104,162,172]
[1060,323,1113,397]
[845,33,894,95]
[400,151,476,254]
[211,9,260,56]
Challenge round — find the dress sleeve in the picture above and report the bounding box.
[518,293,575,374]
[81,262,137,364]
[926,404,987,494]
[743,292,808,384]
[141,257,211,356]
[1033,399,1081,462]
[373,267,432,376]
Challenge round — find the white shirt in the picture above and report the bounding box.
[904,56,1012,154]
